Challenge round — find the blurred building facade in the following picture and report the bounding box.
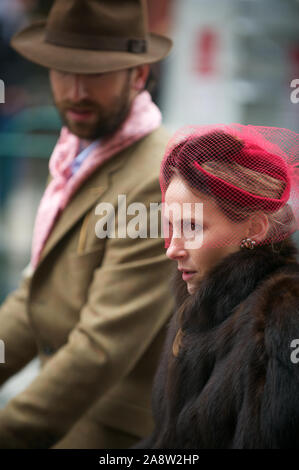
[162,0,299,132]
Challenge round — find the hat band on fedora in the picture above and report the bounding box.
[45,29,148,54]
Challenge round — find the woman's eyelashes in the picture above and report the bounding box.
[182,220,203,236]
[167,220,203,236]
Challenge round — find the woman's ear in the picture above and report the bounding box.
[246,213,270,243]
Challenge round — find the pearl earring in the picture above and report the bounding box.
[240,237,256,250]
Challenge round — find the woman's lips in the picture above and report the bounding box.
[67,109,95,121]
[181,270,197,281]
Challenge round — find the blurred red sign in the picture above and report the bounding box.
[195,28,219,76]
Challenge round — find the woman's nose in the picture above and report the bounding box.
[166,238,187,260]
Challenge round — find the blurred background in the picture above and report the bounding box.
[0,0,299,404]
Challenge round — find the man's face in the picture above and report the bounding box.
[49,69,133,140]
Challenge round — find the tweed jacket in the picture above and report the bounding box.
[135,238,299,449]
[0,127,175,448]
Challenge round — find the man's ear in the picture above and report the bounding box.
[246,213,270,243]
[131,64,150,92]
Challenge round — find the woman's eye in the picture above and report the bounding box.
[182,221,202,232]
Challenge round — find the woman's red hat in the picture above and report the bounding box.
[160,124,298,247]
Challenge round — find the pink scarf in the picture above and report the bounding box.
[31,90,162,269]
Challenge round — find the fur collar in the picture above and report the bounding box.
[172,237,299,332]
[151,236,299,448]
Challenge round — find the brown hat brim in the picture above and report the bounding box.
[11,20,173,74]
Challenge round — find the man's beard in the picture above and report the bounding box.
[53,78,132,140]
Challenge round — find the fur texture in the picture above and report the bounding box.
[134,237,299,449]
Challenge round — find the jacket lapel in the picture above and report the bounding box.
[37,149,129,267]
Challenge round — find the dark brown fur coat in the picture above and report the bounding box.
[134,238,299,449]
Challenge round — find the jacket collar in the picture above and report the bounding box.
[34,146,130,272]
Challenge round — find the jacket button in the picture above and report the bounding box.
[42,345,55,355]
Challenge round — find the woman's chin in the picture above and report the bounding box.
[186,271,203,294]
[187,282,196,295]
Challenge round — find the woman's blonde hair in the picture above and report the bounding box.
[201,160,295,245]
[164,130,295,247]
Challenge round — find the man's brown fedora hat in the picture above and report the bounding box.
[11,0,173,74]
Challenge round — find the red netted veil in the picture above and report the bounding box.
[160,124,299,249]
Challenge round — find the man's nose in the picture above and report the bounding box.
[68,74,89,102]
[166,237,187,260]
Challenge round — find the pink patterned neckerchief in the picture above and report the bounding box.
[30,90,162,270]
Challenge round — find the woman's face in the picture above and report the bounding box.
[164,175,251,294]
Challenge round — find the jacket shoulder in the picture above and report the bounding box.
[129,126,170,167]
